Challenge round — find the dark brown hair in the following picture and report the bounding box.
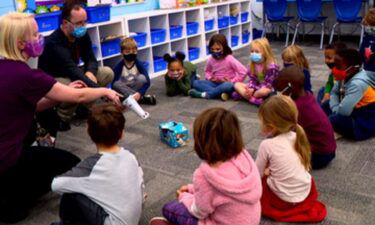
[61,0,85,21]
[193,107,243,164]
[208,34,232,57]
[164,51,185,69]
[363,8,375,26]
[336,48,362,67]
[88,103,125,147]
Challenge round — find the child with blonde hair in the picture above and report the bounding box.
[150,108,262,225]
[281,45,312,92]
[256,95,327,223]
[233,38,279,106]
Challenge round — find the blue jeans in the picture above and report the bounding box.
[192,80,234,99]
[316,87,325,105]
[163,200,198,225]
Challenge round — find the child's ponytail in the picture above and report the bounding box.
[295,124,311,171]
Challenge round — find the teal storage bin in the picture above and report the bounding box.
[218,16,229,28]
[170,25,183,40]
[153,56,167,72]
[188,47,200,61]
[101,39,121,57]
[86,5,110,23]
[35,11,61,32]
[241,11,249,23]
[242,31,250,44]
[230,16,238,25]
[151,29,166,44]
[131,32,147,47]
[186,22,199,36]
[205,19,214,31]
[231,35,239,47]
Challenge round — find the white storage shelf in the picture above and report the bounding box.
[40,0,251,78]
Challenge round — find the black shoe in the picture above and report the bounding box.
[140,95,157,105]
[58,120,71,132]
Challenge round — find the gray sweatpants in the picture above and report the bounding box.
[112,74,147,99]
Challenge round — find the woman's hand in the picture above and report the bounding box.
[244,87,254,98]
[322,93,330,103]
[176,185,189,199]
[68,80,87,89]
[104,89,123,105]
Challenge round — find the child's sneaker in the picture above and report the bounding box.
[249,97,264,106]
[140,94,157,105]
[188,89,204,98]
[231,92,242,101]
[221,93,230,101]
[149,217,173,225]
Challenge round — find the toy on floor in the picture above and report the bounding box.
[159,121,189,148]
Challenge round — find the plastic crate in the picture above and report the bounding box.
[86,5,110,24]
[35,11,61,32]
[101,38,121,57]
[151,29,166,44]
[206,46,209,55]
[242,31,250,44]
[253,29,263,40]
[241,11,249,23]
[130,32,147,47]
[153,56,167,72]
[218,16,229,29]
[188,47,200,61]
[186,22,199,36]
[141,61,149,72]
[231,35,239,47]
[230,16,238,25]
[170,25,183,40]
[204,19,214,31]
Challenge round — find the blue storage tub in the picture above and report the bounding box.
[170,25,183,40]
[188,47,200,61]
[241,11,249,23]
[230,16,238,25]
[206,46,210,55]
[204,19,214,31]
[242,31,250,44]
[130,32,147,47]
[218,16,229,29]
[186,22,199,36]
[86,5,110,24]
[151,29,166,44]
[153,56,167,72]
[141,61,149,71]
[35,11,61,32]
[231,36,239,47]
[101,39,121,57]
[253,29,263,40]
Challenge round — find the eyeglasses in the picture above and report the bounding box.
[67,19,87,27]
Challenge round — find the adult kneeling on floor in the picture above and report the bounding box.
[38,1,115,131]
[0,12,121,224]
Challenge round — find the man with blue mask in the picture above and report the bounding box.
[38,2,114,131]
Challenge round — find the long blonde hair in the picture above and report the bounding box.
[281,45,310,71]
[258,95,311,171]
[249,38,277,75]
[0,13,35,61]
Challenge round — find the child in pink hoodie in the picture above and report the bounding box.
[150,108,262,225]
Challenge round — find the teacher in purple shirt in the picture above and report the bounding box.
[0,13,121,223]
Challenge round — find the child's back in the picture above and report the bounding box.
[257,132,311,203]
[53,148,144,225]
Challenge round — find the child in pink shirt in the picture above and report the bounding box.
[188,34,247,101]
[150,108,262,225]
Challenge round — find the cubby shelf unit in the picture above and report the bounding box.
[40,0,252,78]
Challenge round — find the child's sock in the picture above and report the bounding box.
[231,92,242,101]
[188,89,206,98]
[249,96,264,106]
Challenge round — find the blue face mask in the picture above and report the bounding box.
[210,51,223,59]
[250,52,262,63]
[72,26,87,38]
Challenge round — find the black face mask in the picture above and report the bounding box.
[123,53,137,62]
[210,51,223,59]
[326,63,335,69]
[283,63,293,68]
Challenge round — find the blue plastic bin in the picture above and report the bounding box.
[101,39,121,57]
[170,25,183,40]
[218,16,229,29]
[151,29,166,44]
[153,56,167,72]
[241,11,249,23]
[231,35,239,47]
[253,29,263,40]
[141,61,149,72]
[230,16,239,25]
[35,11,61,32]
[130,32,147,47]
[204,19,214,31]
[188,47,200,61]
[186,22,199,36]
[242,31,250,44]
[206,46,209,55]
[86,5,110,24]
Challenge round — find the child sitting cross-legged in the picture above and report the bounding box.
[150,107,262,225]
[274,65,337,169]
[256,95,327,223]
[52,103,144,225]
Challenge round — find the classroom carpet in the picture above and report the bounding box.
[7,41,375,225]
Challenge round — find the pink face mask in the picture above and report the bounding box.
[23,34,44,58]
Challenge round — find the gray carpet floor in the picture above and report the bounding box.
[7,41,375,225]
